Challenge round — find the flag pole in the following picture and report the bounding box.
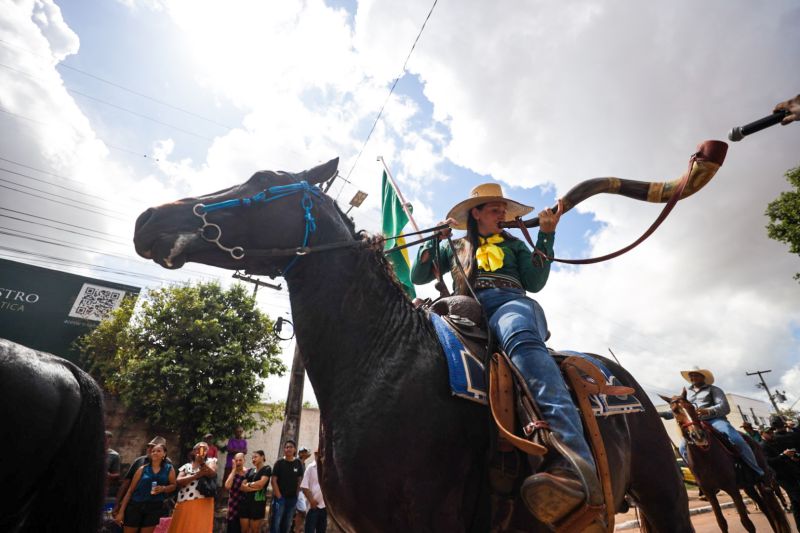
[377,156,420,233]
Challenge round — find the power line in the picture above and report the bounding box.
[0,105,161,163]
[0,245,189,285]
[0,171,127,217]
[67,88,217,142]
[0,38,235,131]
[0,157,130,207]
[0,207,125,240]
[2,62,210,142]
[0,226,220,280]
[0,218,298,297]
[0,213,129,247]
[337,0,439,200]
[1,59,217,142]
[0,182,129,221]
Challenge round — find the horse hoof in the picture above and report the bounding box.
[520,472,585,524]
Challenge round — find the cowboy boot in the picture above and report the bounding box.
[520,459,587,525]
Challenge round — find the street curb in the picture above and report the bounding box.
[615,499,749,530]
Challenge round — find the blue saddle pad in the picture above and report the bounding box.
[430,313,488,404]
[429,314,644,416]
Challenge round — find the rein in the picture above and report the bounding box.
[190,150,702,276]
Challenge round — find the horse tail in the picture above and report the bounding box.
[753,483,792,533]
[22,361,106,533]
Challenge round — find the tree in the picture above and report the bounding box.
[79,281,286,456]
[765,165,800,282]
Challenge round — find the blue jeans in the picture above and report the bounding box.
[270,497,297,533]
[476,288,595,468]
[305,508,327,533]
[679,417,764,476]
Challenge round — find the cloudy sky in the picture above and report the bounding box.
[1,0,798,409]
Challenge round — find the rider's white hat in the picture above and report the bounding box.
[680,367,714,385]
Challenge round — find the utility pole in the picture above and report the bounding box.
[230,271,301,456]
[277,344,305,459]
[232,271,281,296]
[745,369,782,414]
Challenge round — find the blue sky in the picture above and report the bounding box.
[1,0,799,406]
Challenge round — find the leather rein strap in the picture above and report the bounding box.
[515,151,699,265]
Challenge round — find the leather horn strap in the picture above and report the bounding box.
[514,146,707,265]
[489,353,548,457]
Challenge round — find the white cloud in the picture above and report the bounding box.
[3,0,798,404]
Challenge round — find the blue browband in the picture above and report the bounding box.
[193,181,322,275]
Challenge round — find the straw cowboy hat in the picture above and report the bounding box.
[446,183,533,230]
[680,367,715,385]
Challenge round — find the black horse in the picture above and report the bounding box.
[0,338,106,533]
[133,146,726,531]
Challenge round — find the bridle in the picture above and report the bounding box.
[673,399,710,451]
[192,180,365,275]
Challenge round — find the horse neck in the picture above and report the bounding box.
[286,237,424,411]
[685,428,735,481]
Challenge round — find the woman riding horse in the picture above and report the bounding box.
[411,183,596,527]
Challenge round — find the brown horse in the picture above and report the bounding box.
[130,151,731,532]
[661,390,790,533]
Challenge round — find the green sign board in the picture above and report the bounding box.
[0,258,141,363]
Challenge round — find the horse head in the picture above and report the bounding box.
[659,390,710,449]
[133,158,355,277]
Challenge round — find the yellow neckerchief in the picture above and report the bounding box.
[476,234,505,271]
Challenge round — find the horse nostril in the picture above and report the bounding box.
[135,208,155,233]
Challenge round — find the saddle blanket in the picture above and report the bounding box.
[430,314,644,416]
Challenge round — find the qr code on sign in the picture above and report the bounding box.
[68,284,126,322]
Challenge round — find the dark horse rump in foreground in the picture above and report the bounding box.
[131,150,726,531]
[0,338,106,533]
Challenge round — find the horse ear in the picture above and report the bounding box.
[681,387,687,400]
[300,158,339,185]
[658,394,672,403]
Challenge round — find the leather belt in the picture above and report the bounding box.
[475,277,523,290]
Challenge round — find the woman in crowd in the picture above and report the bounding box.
[224,452,247,533]
[115,443,176,533]
[238,450,272,533]
[168,442,217,533]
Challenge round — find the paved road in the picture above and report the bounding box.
[690,505,797,532]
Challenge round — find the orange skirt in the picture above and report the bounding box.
[167,496,214,533]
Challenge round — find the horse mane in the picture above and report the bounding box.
[356,232,418,306]
[331,200,357,237]
[327,198,416,305]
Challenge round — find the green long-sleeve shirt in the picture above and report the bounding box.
[410,232,555,293]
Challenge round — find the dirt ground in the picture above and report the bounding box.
[616,488,797,532]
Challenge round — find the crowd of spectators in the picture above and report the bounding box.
[104,431,324,533]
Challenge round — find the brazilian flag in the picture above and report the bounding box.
[381,171,416,298]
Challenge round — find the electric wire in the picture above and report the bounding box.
[1,62,217,142]
[0,225,223,280]
[336,0,439,201]
[0,157,131,207]
[0,105,160,162]
[0,207,126,240]
[0,38,235,131]
[0,182,129,221]
[0,172,127,217]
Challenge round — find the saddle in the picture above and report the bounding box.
[704,423,763,486]
[426,295,637,532]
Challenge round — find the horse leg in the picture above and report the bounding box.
[755,483,793,533]
[729,490,756,533]
[705,491,729,533]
